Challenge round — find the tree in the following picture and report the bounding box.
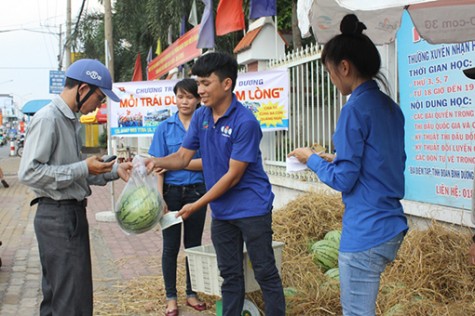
[75,0,311,81]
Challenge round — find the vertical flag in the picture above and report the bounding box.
[146,46,153,80]
[216,0,245,36]
[131,53,143,82]
[188,0,198,27]
[249,0,277,19]
[197,0,215,49]
[155,38,162,55]
[167,25,173,45]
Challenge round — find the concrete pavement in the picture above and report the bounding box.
[0,156,215,315]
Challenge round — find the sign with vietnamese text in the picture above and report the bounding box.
[147,26,201,80]
[110,69,289,136]
[398,11,475,210]
[49,70,65,94]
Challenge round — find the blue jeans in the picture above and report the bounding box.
[162,183,207,300]
[339,232,405,316]
[211,212,285,316]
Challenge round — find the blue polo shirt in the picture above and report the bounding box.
[182,94,274,220]
[307,80,408,252]
[149,112,204,186]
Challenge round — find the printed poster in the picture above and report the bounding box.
[398,11,475,210]
[110,69,289,136]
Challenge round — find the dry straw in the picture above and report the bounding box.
[94,191,475,315]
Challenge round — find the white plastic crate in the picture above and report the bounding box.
[185,241,284,296]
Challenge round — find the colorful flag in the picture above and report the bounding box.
[216,0,245,36]
[131,53,143,82]
[155,38,162,55]
[197,0,215,49]
[249,0,276,19]
[188,0,198,26]
[146,46,153,64]
[146,46,153,80]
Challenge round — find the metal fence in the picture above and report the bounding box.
[261,43,345,182]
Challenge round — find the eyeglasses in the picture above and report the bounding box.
[94,89,107,104]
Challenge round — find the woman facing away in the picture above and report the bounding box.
[149,79,207,316]
[289,14,408,316]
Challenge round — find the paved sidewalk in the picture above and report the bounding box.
[0,156,215,316]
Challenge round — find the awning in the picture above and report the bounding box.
[21,99,52,115]
[79,103,107,124]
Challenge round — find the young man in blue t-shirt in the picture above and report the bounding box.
[145,52,285,316]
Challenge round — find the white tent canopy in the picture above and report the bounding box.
[298,0,475,44]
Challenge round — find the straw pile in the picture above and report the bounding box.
[94,191,475,315]
[267,191,475,315]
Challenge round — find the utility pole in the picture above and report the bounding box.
[104,0,114,78]
[65,0,72,68]
[58,24,63,70]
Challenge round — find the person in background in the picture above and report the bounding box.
[0,167,9,188]
[148,79,207,316]
[462,66,475,265]
[145,52,285,316]
[289,14,408,316]
[18,59,133,316]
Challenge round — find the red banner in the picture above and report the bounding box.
[147,26,201,80]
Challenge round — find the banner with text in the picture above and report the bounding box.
[110,69,289,136]
[398,11,475,210]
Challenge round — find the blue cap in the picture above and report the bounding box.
[65,59,120,102]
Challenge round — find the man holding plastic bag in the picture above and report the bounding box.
[145,52,285,316]
[18,59,133,316]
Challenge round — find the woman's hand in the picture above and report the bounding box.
[288,147,315,164]
[318,152,336,163]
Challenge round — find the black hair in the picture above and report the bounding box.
[174,78,201,108]
[173,78,199,98]
[191,52,238,91]
[321,14,390,94]
[64,77,82,88]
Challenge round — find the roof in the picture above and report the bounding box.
[233,25,288,55]
[234,26,263,54]
[21,99,52,115]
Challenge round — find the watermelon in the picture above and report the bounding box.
[311,239,339,271]
[116,185,163,234]
[324,230,341,247]
[283,287,298,297]
[324,267,339,280]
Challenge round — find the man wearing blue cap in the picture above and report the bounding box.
[19,59,132,316]
[464,66,475,266]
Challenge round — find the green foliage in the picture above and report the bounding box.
[75,0,304,80]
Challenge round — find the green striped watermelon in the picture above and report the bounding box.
[324,230,341,247]
[116,185,163,234]
[324,267,339,280]
[311,239,339,271]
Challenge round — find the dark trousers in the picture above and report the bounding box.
[162,183,207,300]
[34,199,92,316]
[211,212,286,316]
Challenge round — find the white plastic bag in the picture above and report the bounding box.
[115,155,164,234]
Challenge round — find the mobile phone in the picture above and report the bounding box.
[102,155,117,163]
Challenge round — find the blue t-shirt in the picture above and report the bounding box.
[307,80,408,252]
[182,94,274,220]
[148,112,204,186]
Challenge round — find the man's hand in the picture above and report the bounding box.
[117,162,133,181]
[144,157,165,174]
[177,203,197,220]
[86,156,114,175]
[469,242,475,265]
